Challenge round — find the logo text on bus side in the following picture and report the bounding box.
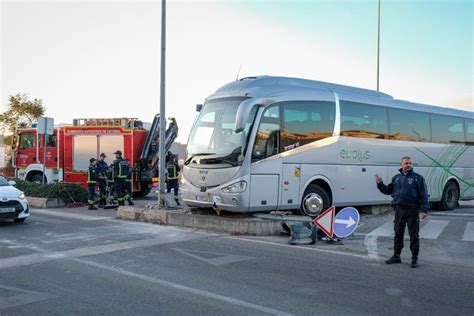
[340,149,371,162]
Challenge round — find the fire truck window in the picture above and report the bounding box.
[99,135,124,165]
[73,135,98,171]
[45,135,57,147]
[19,135,35,149]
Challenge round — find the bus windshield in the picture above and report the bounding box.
[187,98,256,166]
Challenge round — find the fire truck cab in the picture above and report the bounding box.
[12,116,178,197]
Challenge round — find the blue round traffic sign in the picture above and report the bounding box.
[333,207,360,238]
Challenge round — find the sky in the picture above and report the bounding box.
[1,0,472,143]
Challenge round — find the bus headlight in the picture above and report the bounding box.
[221,181,247,193]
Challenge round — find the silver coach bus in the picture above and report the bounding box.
[181,76,474,216]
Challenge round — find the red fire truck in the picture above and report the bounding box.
[11,116,178,197]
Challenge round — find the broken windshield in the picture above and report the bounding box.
[186,98,257,166]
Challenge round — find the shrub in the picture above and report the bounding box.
[13,179,88,204]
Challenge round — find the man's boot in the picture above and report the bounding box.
[385,253,402,264]
[410,257,418,268]
[88,204,98,210]
[128,199,134,206]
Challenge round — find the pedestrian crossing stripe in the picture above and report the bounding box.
[462,222,474,241]
[367,220,474,241]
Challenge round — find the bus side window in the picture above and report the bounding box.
[466,119,474,145]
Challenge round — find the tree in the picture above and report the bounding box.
[0,94,46,139]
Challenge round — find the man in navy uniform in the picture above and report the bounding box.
[87,158,98,210]
[375,156,429,268]
[166,154,181,205]
[124,158,134,206]
[96,153,108,207]
[113,150,128,206]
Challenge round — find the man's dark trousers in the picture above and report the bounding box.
[393,206,420,258]
[114,178,127,205]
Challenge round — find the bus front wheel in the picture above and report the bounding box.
[295,184,331,217]
[439,181,459,211]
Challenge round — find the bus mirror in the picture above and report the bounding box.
[235,99,258,133]
[196,104,202,112]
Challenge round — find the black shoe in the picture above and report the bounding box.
[88,206,98,210]
[385,256,402,264]
[128,200,134,206]
[410,258,418,268]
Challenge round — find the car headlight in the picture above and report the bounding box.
[18,192,26,200]
[221,181,247,193]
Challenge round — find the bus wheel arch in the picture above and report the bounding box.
[438,179,460,211]
[295,179,333,217]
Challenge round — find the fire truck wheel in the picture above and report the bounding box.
[29,174,45,184]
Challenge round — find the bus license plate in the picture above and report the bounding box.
[0,207,15,213]
[196,195,210,202]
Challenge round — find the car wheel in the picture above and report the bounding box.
[14,218,26,223]
[439,181,459,211]
[293,184,331,217]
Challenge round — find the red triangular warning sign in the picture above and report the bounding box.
[313,206,335,238]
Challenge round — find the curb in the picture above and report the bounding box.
[117,206,284,236]
[27,196,66,208]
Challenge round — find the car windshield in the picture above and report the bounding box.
[0,177,9,186]
[186,98,257,166]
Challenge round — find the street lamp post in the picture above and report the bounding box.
[158,0,166,208]
[376,0,381,91]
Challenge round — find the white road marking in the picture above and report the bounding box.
[32,209,113,221]
[462,222,474,241]
[367,221,393,237]
[0,285,56,310]
[74,258,293,316]
[419,220,449,239]
[363,235,379,259]
[0,233,205,270]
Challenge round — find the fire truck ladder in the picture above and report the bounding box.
[139,115,178,172]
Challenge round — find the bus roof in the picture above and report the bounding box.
[209,76,473,119]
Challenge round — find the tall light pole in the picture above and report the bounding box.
[158,0,166,208]
[376,0,381,91]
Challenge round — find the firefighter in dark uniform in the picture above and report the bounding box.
[113,150,129,206]
[376,156,429,268]
[166,154,181,205]
[107,163,118,205]
[87,158,98,210]
[96,153,108,207]
[124,158,134,206]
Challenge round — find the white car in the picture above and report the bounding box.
[0,177,30,223]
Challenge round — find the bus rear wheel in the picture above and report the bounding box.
[439,181,459,211]
[295,184,331,217]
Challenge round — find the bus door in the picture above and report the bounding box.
[249,105,281,210]
[15,133,37,167]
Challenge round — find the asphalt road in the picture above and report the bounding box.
[1,204,473,315]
